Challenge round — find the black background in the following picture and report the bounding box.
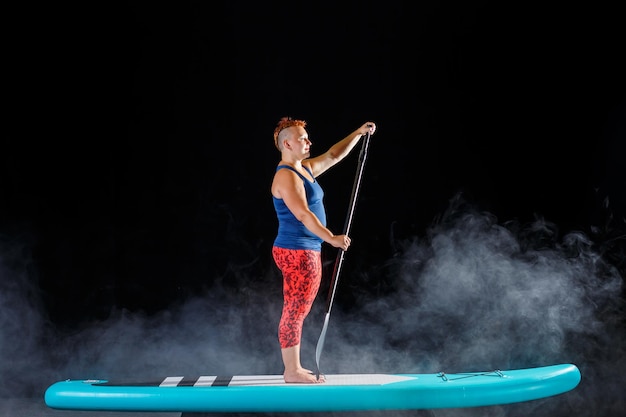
[2,1,625,416]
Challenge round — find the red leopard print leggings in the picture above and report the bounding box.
[272,247,322,349]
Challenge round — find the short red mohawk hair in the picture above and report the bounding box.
[273,117,306,150]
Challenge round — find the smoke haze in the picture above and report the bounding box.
[1,194,624,416]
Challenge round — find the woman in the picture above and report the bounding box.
[271,116,376,383]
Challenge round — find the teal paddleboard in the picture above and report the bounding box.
[44,363,581,412]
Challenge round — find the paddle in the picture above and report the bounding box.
[315,130,372,380]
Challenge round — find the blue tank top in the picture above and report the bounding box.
[273,165,326,250]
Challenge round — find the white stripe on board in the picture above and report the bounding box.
[194,376,217,387]
[160,376,184,387]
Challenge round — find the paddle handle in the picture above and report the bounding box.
[315,131,372,379]
[325,130,371,314]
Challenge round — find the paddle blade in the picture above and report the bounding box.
[315,313,331,379]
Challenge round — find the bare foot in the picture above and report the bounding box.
[284,368,326,383]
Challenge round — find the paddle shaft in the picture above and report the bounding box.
[315,131,372,379]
